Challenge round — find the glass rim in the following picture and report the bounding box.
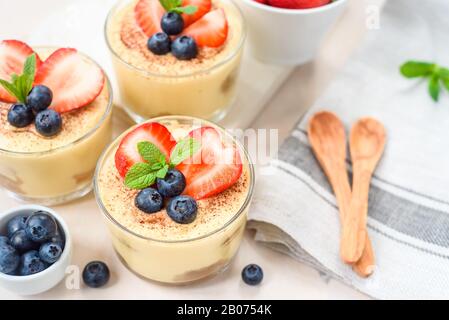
[93,115,255,244]
[104,0,247,79]
[0,47,114,157]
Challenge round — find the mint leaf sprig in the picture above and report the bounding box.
[0,54,36,104]
[125,137,200,190]
[159,0,198,15]
[400,61,449,102]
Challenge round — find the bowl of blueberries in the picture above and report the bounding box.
[0,205,71,295]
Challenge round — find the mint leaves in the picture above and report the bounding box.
[400,60,449,102]
[159,0,198,15]
[124,138,200,190]
[0,54,36,103]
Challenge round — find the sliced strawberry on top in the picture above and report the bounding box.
[34,48,105,113]
[181,0,212,27]
[134,0,165,37]
[115,122,176,178]
[183,9,228,48]
[176,127,242,200]
[0,40,42,103]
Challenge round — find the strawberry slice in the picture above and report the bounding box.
[134,0,165,37]
[181,0,212,27]
[0,40,42,103]
[34,48,105,113]
[176,127,242,200]
[183,9,228,48]
[115,122,176,178]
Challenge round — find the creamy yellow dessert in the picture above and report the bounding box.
[105,0,245,122]
[0,45,113,204]
[95,116,253,283]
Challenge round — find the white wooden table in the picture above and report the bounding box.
[0,0,384,299]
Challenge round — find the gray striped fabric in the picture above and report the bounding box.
[248,0,449,299]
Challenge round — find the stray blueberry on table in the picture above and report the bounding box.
[7,103,34,128]
[135,187,164,213]
[82,261,110,288]
[171,36,198,60]
[241,264,263,286]
[166,195,198,224]
[25,211,58,243]
[27,85,53,113]
[35,109,62,137]
[156,168,186,198]
[147,32,171,55]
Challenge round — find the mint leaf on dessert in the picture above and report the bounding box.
[400,61,435,78]
[124,163,157,189]
[172,5,198,15]
[137,141,166,165]
[428,74,440,102]
[170,137,201,166]
[159,0,197,15]
[156,164,169,179]
[0,53,36,103]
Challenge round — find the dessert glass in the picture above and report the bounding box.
[94,115,254,284]
[0,48,113,205]
[104,0,246,123]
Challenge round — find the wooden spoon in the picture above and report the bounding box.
[340,118,386,264]
[308,111,375,277]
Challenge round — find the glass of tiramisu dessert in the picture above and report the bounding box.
[94,116,254,284]
[0,40,113,205]
[105,0,245,122]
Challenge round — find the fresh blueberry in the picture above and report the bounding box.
[161,12,184,35]
[49,231,65,250]
[39,242,62,264]
[0,236,9,245]
[82,261,110,288]
[35,109,62,137]
[0,243,20,274]
[27,85,53,113]
[9,230,39,253]
[241,264,263,286]
[166,195,197,224]
[156,169,186,198]
[147,32,171,55]
[19,250,48,276]
[7,103,34,128]
[171,36,198,60]
[25,211,58,243]
[6,214,29,237]
[135,187,163,214]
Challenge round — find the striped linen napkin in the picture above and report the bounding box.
[248,0,449,299]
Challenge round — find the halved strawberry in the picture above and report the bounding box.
[134,0,165,37]
[181,0,212,27]
[115,122,176,178]
[183,9,228,48]
[176,127,242,200]
[34,48,105,113]
[0,40,42,103]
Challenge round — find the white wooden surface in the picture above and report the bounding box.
[0,0,385,299]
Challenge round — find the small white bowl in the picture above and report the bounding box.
[237,0,348,65]
[0,205,72,296]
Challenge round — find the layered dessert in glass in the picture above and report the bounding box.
[94,116,254,284]
[0,40,113,205]
[105,0,246,122]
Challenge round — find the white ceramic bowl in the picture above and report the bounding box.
[0,205,72,295]
[237,0,348,65]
